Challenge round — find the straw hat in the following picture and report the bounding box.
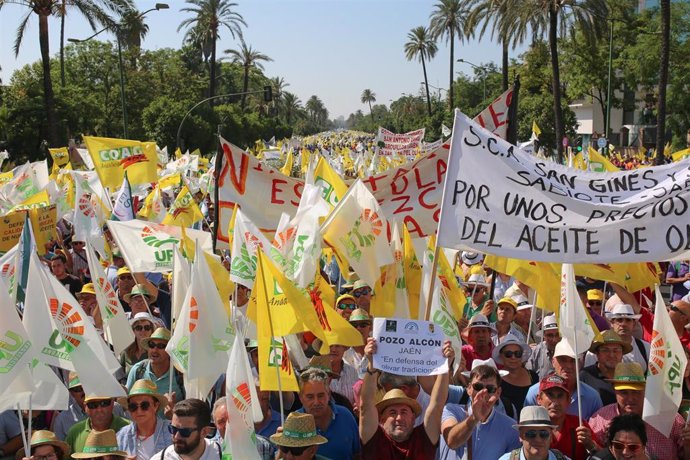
[305,355,339,379]
[352,280,371,292]
[117,379,167,408]
[375,389,422,417]
[542,315,558,331]
[123,284,155,303]
[460,314,496,342]
[77,283,96,298]
[141,327,171,350]
[269,413,328,448]
[67,372,81,390]
[349,308,371,323]
[462,273,489,288]
[71,429,128,458]
[513,406,558,430]
[588,329,633,354]
[492,334,532,364]
[16,430,70,460]
[606,362,646,391]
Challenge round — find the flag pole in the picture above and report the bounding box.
[573,333,583,426]
[258,255,286,427]
[16,404,28,457]
[27,394,32,457]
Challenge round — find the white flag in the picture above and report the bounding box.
[0,276,34,390]
[223,331,262,460]
[442,124,452,138]
[643,286,688,437]
[230,210,271,289]
[320,179,393,287]
[0,362,69,412]
[558,264,599,354]
[85,242,134,355]
[111,172,134,221]
[171,245,191,324]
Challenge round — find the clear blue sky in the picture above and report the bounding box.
[0,0,523,119]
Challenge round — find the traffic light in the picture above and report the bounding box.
[574,137,583,153]
[263,85,273,102]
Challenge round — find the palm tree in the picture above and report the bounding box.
[655,0,670,165]
[271,76,289,102]
[3,0,129,144]
[281,91,301,125]
[465,0,513,91]
[501,0,608,163]
[178,0,246,102]
[225,39,273,109]
[405,26,438,116]
[361,89,376,119]
[118,7,150,50]
[429,0,470,110]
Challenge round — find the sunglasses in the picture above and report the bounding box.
[337,303,357,311]
[147,341,167,350]
[133,324,153,332]
[611,441,643,452]
[524,430,551,440]
[588,300,602,305]
[471,383,497,394]
[279,445,307,455]
[128,401,152,412]
[352,289,371,297]
[502,350,523,359]
[86,400,112,409]
[670,305,688,316]
[168,425,200,438]
[353,322,371,328]
[69,386,85,394]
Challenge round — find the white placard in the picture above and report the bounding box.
[438,110,690,263]
[372,318,448,376]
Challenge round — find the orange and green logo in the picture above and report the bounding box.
[49,298,85,348]
[96,277,119,319]
[141,225,179,247]
[339,208,383,262]
[188,297,199,333]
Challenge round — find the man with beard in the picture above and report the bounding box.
[154,399,220,460]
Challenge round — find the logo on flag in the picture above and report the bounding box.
[648,331,666,376]
[188,297,199,333]
[141,225,179,248]
[0,331,31,374]
[96,277,119,319]
[48,298,85,347]
[78,193,95,218]
[339,208,383,261]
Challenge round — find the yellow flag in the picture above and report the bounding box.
[83,136,157,188]
[310,275,364,354]
[258,335,299,392]
[48,147,70,167]
[158,173,182,190]
[587,147,619,172]
[370,265,397,318]
[280,149,294,176]
[0,171,13,185]
[403,225,422,319]
[174,148,182,159]
[226,203,239,249]
[0,211,25,255]
[162,185,204,227]
[572,153,587,170]
[484,255,560,312]
[672,148,690,162]
[314,156,348,209]
[622,262,661,293]
[29,205,58,257]
[300,148,310,174]
[532,121,542,137]
[10,189,50,212]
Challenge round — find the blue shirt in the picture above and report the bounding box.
[523,380,602,420]
[439,404,520,460]
[126,360,184,403]
[256,409,281,438]
[297,403,360,460]
[117,417,172,457]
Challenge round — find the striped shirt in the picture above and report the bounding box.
[330,361,360,406]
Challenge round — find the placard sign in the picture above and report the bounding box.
[438,111,690,263]
[372,317,448,376]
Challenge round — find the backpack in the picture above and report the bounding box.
[135,360,186,400]
[510,447,567,460]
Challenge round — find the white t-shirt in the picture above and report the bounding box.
[153,439,222,460]
[136,434,156,460]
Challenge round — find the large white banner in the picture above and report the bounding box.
[438,111,690,262]
[378,127,425,157]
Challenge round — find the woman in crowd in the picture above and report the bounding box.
[493,334,537,414]
[589,413,656,460]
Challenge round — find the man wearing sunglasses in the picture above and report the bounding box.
[335,294,358,321]
[116,380,172,460]
[269,412,328,460]
[585,290,610,332]
[499,406,565,460]
[350,280,373,311]
[65,395,129,454]
[154,399,221,460]
[440,363,520,459]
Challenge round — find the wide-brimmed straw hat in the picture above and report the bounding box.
[605,304,641,320]
[461,357,509,378]
[123,284,155,303]
[71,429,128,458]
[588,329,633,354]
[141,327,171,350]
[375,388,422,417]
[349,308,371,323]
[16,430,70,460]
[269,413,328,448]
[117,379,167,408]
[606,362,646,391]
[461,252,484,266]
[462,273,489,288]
[304,355,339,379]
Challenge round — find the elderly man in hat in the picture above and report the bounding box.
[351,280,373,311]
[126,327,185,411]
[270,412,328,460]
[64,393,130,453]
[124,284,159,320]
[589,362,690,460]
[585,289,611,332]
[527,315,561,380]
[440,360,520,459]
[524,341,603,420]
[17,430,70,460]
[359,337,452,459]
[580,330,630,406]
[492,297,527,345]
[116,380,172,459]
[535,375,599,459]
[462,274,494,321]
[461,314,496,370]
[585,304,650,372]
[498,406,566,460]
[53,373,111,441]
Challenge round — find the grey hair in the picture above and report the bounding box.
[212,397,227,421]
[378,372,417,388]
[298,368,330,389]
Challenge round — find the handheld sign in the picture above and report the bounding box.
[372,318,448,376]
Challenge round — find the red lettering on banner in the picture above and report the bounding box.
[271,179,287,204]
[489,104,507,129]
[414,167,434,188]
[291,182,303,207]
[436,159,447,184]
[418,187,437,209]
[362,174,385,192]
[403,215,424,238]
[220,143,248,194]
[476,114,487,128]
[433,208,440,223]
[253,162,265,172]
[391,195,413,215]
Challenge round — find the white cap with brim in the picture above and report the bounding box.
[553,339,577,359]
[513,406,559,430]
[461,357,509,378]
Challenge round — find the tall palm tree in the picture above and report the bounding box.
[281,91,301,125]
[178,0,246,102]
[118,7,150,50]
[271,76,289,102]
[655,0,670,165]
[3,0,129,144]
[404,26,438,116]
[429,0,470,110]
[501,0,608,163]
[361,89,376,119]
[225,39,272,109]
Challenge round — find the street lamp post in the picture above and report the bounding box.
[422,82,447,100]
[457,58,486,100]
[68,3,169,138]
[605,18,614,142]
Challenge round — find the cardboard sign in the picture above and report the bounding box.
[372,317,447,376]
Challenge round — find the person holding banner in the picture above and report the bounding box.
[359,337,452,459]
